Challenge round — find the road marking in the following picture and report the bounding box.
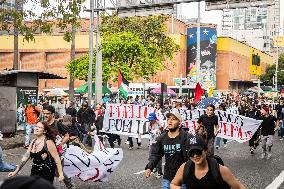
[265,170,284,189]
[134,163,165,175]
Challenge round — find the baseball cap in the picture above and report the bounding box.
[166,111,182,122]
[187,135,207,152]
[147,113,157,121]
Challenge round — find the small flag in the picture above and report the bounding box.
[194,82,204,104]
[208,86,213,97]
[118,69,129,100]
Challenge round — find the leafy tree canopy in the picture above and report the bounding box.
[261,53,284,87]
[67,14,179,82]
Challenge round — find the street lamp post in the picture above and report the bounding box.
[88,0,94,105]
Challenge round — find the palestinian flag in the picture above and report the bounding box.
[118,69,129,99]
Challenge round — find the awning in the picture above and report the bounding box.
[0,70,66,79]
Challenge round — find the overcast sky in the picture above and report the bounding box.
[26,0,284,35]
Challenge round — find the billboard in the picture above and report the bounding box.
[205,0,275,11]
[186,26,217,89]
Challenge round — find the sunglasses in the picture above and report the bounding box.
[189,149,203,157]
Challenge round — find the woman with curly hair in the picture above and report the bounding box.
[8,121,64,184]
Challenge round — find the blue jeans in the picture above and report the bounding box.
[25,124,36,146]
[162,179,187,189]
[280,122,284,138]
[0,146,16,172]
[216,137,227,147]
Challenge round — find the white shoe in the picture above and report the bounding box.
[224,144,227,148]
[260,153,266,159]
[125,141,130,145]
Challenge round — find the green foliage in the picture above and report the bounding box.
[67,14,179,82]
[261,53,284,86]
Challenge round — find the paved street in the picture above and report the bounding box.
[1,135,284,189]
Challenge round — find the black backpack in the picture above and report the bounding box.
[183,155,230,189]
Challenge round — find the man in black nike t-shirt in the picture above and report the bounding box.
[144,111,188,189]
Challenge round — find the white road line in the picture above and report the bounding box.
[134,163,165,175]
[265,170,284,189]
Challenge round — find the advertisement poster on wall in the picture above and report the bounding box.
[186,26,217,90]
[16,87,38,130]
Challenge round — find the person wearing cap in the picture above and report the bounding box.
[24,100,42,149]
[197,104,219,157]
[144,111,188,189]
[144,112,163,178]
[259,105,279,159]
[170,135,246,189]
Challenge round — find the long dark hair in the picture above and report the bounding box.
[41,121,57,142]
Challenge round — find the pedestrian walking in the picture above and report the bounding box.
[170,135,246,189]
[259,106,279,159]
[24,100,42,149]
[197,104,219,157]
[8,121,64,184]
[144,111,188,189]
[77,101,95,147]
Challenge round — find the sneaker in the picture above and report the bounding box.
[224,144,227,148]
[215,146,219,150]
[128,146,133,150]
[250,148,254,154]
[125,141,130,145]
[260,152,266,159]
[155,173,163,178]
[280,138,283,141]
[266,153,272,159]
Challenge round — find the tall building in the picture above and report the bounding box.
[0,0,23,10]
[221,0,280,52]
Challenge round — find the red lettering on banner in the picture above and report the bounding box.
[231,124,234,137]
[223,123,227,136]
[110,105,113,118]
[185,121,189,129]
[138,106,141,118]
[118,106,120,117]
[132,105,134,118]
[193,121,196,130]
[144,107,148,119]
[124,106,127,118]
[237,127,243,139]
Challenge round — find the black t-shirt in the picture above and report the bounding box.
[146,130,188,181]
[261,115,277,136]
[198,114,218,139]
[49,120,69,137]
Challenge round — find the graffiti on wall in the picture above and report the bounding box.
[186,27,217,90]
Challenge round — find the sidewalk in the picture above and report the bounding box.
[1,132,25,150]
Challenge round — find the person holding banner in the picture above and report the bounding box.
[260,106,279,159]
[197,104,219,157]
[144,111,188,189]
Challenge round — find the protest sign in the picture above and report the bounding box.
[103,104,262,143]
[62,145,123,182]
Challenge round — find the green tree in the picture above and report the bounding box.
[66,14,179,82]
[261,53,284,87]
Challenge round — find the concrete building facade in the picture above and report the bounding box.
[0,18,273,92]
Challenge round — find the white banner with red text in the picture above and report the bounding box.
[102,104,262,143]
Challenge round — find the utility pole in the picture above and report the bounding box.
[196,1,201,83]
[275,28,279,92]
[88,0,94,105]
[95,0,103,104]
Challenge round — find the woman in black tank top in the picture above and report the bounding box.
[8,122,64,184]
[170,135,247,189]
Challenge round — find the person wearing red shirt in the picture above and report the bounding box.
[24,100,41,148]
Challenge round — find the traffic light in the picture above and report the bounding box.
[252,53,260,66]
